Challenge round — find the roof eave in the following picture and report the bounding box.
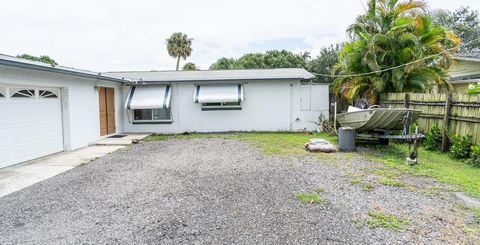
[0,58,130,83]
[134,77,313,83]
[455,57,480,63]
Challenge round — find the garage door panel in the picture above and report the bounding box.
[0,91,63,168]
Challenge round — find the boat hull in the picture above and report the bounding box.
[336,108,421,132]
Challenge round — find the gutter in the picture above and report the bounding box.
[126,77,313,83]
[455,57,480,63]
[0,58,133,83]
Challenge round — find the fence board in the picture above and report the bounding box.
[380,93,480,145]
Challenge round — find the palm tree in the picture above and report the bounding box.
[333,0,460,103]
[166,32,193,71]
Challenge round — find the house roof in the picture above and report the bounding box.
[455,53,480,62]
[0,53,130,83]
[106,68,315,83]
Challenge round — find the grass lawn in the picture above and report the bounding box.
[367,144,480,198]
[143,132,480,198]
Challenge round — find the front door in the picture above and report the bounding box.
[99,87,116,136]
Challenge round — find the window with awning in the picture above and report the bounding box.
[125,85,173,123]
[193,84,244,110]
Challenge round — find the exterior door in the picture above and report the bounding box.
[98,87,116,136]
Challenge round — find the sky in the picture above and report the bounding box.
[1,0,479,72]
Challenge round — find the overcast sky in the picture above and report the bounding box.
[1,0,479,72]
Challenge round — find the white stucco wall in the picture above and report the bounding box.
[123,80,329,133]
[0,65,124,151]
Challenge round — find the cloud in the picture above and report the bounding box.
[1,0,478,71]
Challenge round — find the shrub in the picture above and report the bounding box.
[423,124,441,151]
[449,134,473,159]
[466,145,480,168]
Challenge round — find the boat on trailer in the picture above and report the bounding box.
[335,105,424,164]
[336,106,422,132]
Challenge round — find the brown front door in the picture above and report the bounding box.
[99,87,116,136]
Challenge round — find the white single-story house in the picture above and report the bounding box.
[107,70,328,134]
[0,54,328,168]
[448,53,480,92]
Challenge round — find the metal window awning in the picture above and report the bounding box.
[125,85,171,109]
[193,84,244,103]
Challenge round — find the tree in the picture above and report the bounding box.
[182,62,198,71]
[17,54,58,65]
[237,53,265,69]
[264,50,309,69]
[209,57,241,70]
[209,50,309,70]
[333,0,460,103]
[433,6,480,53]
[308,44,342,84]
[166,32,193,71]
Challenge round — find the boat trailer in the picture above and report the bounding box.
[341,110,425,165]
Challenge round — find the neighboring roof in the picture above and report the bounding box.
[0,53,130,83]
[449,78,480,84]
[455,53,480,62]
[107,68,315,83]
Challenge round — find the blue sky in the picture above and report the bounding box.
[1,0,479,71]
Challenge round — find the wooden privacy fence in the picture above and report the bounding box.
[379,93,480,148]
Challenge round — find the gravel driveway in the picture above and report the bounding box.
[0,137,478,244]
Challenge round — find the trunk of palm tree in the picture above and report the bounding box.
[176,56,181,71]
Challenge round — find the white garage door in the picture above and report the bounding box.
[0,87,64,168]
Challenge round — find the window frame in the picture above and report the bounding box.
[10,88,36,99]
[132,108,173,124]
[38,88,60,99]
[201,101,242,111]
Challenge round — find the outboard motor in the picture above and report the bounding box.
[354,98,369,109]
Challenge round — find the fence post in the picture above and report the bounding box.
[441,93,453,152]
[403,93,410,108]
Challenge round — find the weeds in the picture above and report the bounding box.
[362,184,374,192]
[294,192,326,205]
[379,178,405,187]
[367,211,410,231]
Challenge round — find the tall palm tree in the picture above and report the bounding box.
[333,0,460,103]
[166,32,193,71]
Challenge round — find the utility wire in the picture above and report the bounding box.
[311,37,480,78]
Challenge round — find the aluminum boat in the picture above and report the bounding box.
[336,106,422,132]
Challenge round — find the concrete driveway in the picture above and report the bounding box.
[0,137,477,244]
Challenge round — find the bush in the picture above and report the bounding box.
[449,134,473,159]
[466,145,480,168]
[423,124,441,151]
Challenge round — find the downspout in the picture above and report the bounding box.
[289,83,293,131]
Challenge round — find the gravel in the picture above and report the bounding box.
[0,137,478,244]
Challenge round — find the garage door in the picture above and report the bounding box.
[0,87,64,168]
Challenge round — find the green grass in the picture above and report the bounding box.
[366,144,480,198]
[294,191,326,205]
[367,211,410,231]
[362,183,374,192]
[351,178,362,185]
[233,132,337,156]
[472,208,480,224]
[378,178,406,187]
